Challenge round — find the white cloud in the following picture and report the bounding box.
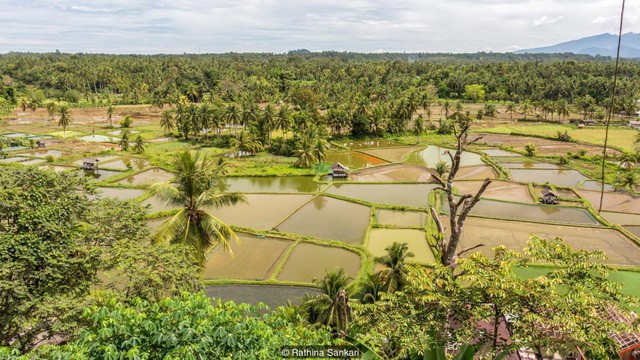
[533,15,565,27]
[0,0,637,53]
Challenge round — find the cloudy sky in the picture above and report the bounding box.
[0,0,637,54]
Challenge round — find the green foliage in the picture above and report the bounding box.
[464,84,485,102]
[435,160,450,177]
[2,292,333,359]
[353,236,638,359]
[120,115,133,128]
[524,143,536,157]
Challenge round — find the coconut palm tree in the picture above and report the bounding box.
[45,102,57,120]
[133,135,146,153]
[614,171,638,192]
[149,151,245,263]
[618,152,637,170]
[57,105,71,136]
[229,131,263,156]
[119,130,130,151]
[303,267,352,335]
[275,105,292,139]
[375,242,414,293]
[106,104,115,127]
[505,102,516,121]
[435,160,450,178]
[293,132,316,168]
[356,273,384,304]
[160,109,175,135]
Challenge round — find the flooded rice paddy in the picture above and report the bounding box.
[204,234,292,280]
[78,134,118,142]
[455,217,640,266]
[76,169,122,181]
[575,190,640,214]
[349,164,435,182]
[337,139,400,149]
[213,194,314,230]
[326,183,435,208]
[95,187,145,201]
[405,146,485,168]
[453,198,600,225]
[367,229,435,264]
[276,243,361,283]
[204,284,321,309]
[376,209,426,227]
[454,180,534,203]
[220,176,321,193]
[38,164,76,172]
[481,149,520,157]
[116,168,174,185]
[277,196,370,243]
[323,151,388,168]
[601,211,640,225]
[508,168,589,187]
[100,157,150,171]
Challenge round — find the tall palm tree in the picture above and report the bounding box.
[119,130,130,151]
[149,151,245,263]
[133,135,146,153]
[160,109,175,135]
[274,105,292,139]
[293,132,316,168]
[356,273,384,304]
[262,104,276,146]
[106,104,115,127]
[229,131,263,156]
[303,268,352,335]
[618,152,637,170]
[45,102,57,120]
[506,102,516,121]
[224,103,242,135]
[375,242,414,293]
[614,171,638,192]
[57,105,71,136]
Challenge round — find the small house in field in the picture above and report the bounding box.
[603,308,640,360]
[540,187,559,205]
[82,158,99,171]
[330,162,349,178]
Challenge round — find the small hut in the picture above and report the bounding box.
[540,187,559,205]
[330,162,349,178]
[82,158,100,171]
[35,140,46,149]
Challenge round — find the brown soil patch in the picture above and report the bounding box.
[475,133,620,156]
[454,180,534,203]
[361,146,422,163]
[350,164,436,182]
[456,165,497,180]
[575,189,640,214]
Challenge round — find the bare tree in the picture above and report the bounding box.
[430,116,492,268]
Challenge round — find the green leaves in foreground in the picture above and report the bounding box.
[1,292,334,359]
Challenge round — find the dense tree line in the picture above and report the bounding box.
[1,53,638,112]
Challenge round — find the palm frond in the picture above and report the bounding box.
[199,210,240,254]
[148,182,183,206]
[151,209,187,244]
[198,191,246,209]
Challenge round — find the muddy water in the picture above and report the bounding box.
[95,187,145,201]
[276,243,361,283]
[367,229,435,264]
[454,180,534,203]
[204,235,292,280]
[505,162,560,169]
[76,169,122,181]
[625,226,640,238]
[509,169,589,187]
[454,217,640,267]
[337,139,400,149]
[116,168,174,185]
[350,164,435,182]
[78,134,118,142]
[326,183,435,208]
[22,149,66,158]
[580,180,615,191]
[446,198,600,225]
[204,284,321,308]
[20,158,46,165]
[601,211,640,225]
[575,189,640,214]
[0,156,28,163]
[213,194,314,230]
[454,165,498,180]
[406,146,484,168]
[277,196,370,244]
[377,210,426,227]
[482,149,520,157]
[324,151,388,169]
[72,156,119,166]
[220,176,320,193]
[38,165,76,173]
[101,157,149,171]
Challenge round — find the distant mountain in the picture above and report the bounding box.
[514,32,640,58]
